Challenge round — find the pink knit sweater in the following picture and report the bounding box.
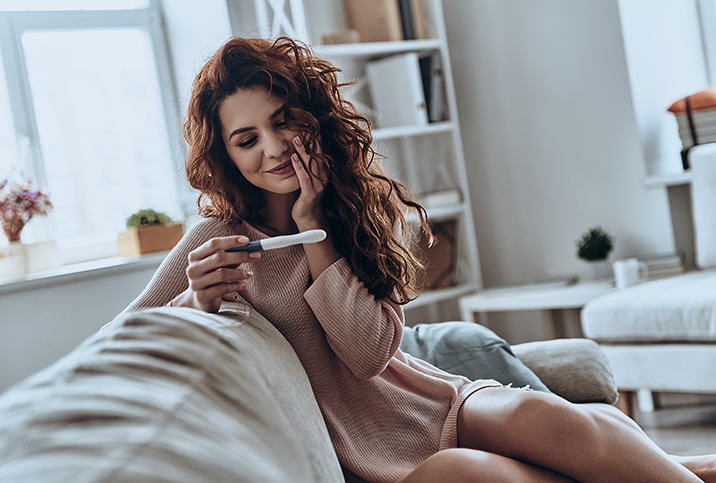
[123,218,499,483]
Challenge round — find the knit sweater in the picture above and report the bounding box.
[123,217,500,483]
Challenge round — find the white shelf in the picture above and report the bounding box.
[407,283,476,309]
[644,171,692,189]
[426,203,465,220]
[373,121,453,141]
[313,39,441,58]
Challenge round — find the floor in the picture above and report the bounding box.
[634,393,716,456]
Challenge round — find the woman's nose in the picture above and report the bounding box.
[264,131,288,158]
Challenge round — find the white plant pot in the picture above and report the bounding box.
[588,259,612,280]
[0,242,27,280]
[0,240,60,281]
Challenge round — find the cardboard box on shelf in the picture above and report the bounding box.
[417,219,458,290]
[343,0,403,42]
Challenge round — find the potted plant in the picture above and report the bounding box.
[0,174,58,279]
[576,226,615,280]
[118,208,183,256]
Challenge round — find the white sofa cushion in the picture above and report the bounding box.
[0,303,343,483]
[581,269,716,342]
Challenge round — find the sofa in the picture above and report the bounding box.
[0,302,617,482]
[582,268,716,416]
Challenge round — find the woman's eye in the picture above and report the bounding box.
[238,136,257,148]
[275,120,287,129]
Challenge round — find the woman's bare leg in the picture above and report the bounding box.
[457,386,709,483]
[673,455,716,483]
[397,448,577,483]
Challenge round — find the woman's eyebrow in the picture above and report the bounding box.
[228,106,285,141]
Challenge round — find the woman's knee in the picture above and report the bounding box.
[397,449,513,483]
[458,387,602,455]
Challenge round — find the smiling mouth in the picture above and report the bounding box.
[268,160,293,174]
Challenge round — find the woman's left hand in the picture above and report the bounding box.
[290,135,328,231]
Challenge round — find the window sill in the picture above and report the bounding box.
[0,252,167,296]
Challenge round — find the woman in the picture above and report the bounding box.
[124,36,715,483]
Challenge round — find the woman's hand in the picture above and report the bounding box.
[170,236,260,313]
[290,135,328,231]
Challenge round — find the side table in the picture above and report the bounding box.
[458,281,615,338]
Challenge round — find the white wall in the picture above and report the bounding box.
[444,0,675,284]
[442,0,679,342]
[0,265,157,392]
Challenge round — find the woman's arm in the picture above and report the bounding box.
[304,258,404,380]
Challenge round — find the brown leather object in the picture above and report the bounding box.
[668,88,716,113]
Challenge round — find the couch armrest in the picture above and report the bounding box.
[512,338,618,404]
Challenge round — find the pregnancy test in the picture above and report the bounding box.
[226,229,326,252]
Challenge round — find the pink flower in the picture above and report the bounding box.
[0,174,53,242]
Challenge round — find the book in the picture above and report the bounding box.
[637,251,685,270]
[398,0,415,40]
[343,0,403,43]
[419,53,446,122]
[646,265,685,279]
[366,52,429,128]
[411,0,430,39]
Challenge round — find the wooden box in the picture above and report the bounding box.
[118,224,184,257]
[417,219,458,290]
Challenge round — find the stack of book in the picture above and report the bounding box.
[637,251,686,279]
[667,88,716,169]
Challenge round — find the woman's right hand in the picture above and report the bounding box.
[170,236,260,313]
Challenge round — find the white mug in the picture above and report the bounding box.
[612,258,648,289]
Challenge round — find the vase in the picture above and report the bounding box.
[0,242,27,280]
[587,259,612,280]
[0,240,61,281]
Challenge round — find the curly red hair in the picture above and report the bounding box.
[183,36,431,303]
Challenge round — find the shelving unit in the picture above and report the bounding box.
[226,0,482,310]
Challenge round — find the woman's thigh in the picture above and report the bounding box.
[457,386,598,463]
[397,448,576,483]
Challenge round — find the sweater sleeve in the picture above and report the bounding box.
[303,258,404,380]
[121,218,231,314]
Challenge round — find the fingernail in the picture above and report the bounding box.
[249,252,261,259]
[246,271,253,277]
[238,236,249,243]
[291,153,299,162]
[293,136,301,145]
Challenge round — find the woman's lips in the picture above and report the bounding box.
[268,160,294,175]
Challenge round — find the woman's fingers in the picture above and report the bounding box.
[188,266,254,293]
[189,235,251,262]
[293,136,326,184]
[183,236,260,312]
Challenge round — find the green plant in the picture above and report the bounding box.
[576,226,615,262]
[126,209,174,229]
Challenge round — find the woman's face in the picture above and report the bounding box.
[219,87,302,195]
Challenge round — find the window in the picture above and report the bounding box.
[0,1,185,263]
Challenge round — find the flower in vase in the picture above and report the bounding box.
[0,174,53,243]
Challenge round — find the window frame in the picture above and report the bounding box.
[0,1,188,262]
[698,0,716,85]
